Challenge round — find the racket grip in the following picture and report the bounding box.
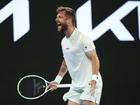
[57,84,71,88]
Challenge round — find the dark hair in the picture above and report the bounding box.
[56,6,76,26]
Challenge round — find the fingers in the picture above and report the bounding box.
[90,86,95,96]
[48,81,58,91]
[89,80,96,96]
[49,84,57,91]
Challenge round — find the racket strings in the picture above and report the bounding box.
[17,75,70,100]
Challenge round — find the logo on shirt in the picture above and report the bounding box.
[66,48,70,50]
[84,46,87,49]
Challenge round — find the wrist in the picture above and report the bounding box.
[91,74,98,82]
[54,75,63,84]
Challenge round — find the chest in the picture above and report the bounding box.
[62,39,83,55]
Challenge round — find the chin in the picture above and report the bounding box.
[57,26,66,33]
[57,27,62,32]
[56,26,60,30]
[57,28,61,32]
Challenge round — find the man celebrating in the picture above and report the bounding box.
[49,6,103,105]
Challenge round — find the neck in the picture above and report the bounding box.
[64,26,75,38]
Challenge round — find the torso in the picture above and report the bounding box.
[61,28,94,87]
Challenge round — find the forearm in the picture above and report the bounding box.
[85,50,100,75]
[49,60,67,89]
[54,60,67,84]
[92,55,100,75]
[57,60,67,78]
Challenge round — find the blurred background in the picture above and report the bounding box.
[0,0,139,105]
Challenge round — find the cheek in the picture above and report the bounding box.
[59,19,63,23]
[61,19,67,24]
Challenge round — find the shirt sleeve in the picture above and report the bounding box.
[81,34,96,52]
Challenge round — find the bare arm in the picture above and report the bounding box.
[57,59,68,78]
[48,60,67,90]
[85,50,100,75]
[85,49,100,95]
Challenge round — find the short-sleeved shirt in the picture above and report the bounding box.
[61,28,96,88]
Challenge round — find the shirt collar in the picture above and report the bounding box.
[66,28,77,41]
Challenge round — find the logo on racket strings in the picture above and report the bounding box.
[33,79,45,96]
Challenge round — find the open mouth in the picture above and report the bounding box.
[57,23,61,27]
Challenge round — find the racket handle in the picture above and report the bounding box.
[57,84,71,88]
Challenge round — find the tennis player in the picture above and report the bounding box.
[49,6,103,105]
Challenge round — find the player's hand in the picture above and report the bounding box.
[89,80,96,96]
[48,81,58,91]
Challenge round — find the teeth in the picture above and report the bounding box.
[57,23,61,26]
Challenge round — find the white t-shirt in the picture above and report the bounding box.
[61,28,96,88]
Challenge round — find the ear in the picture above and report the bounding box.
[66,18,72,25]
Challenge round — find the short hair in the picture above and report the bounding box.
[56,6,76,26]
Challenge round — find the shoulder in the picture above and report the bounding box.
[79,31,92,42]
[61,37,66,46]
[75,28,91,38]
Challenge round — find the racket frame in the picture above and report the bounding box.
[17,75,71,100]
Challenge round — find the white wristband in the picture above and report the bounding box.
[54,75,63,84]
[92,74,98,81]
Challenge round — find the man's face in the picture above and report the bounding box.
[55,11,68,33]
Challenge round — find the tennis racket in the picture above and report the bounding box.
[17,75,71,100]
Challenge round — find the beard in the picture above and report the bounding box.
[57,23,68,33]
